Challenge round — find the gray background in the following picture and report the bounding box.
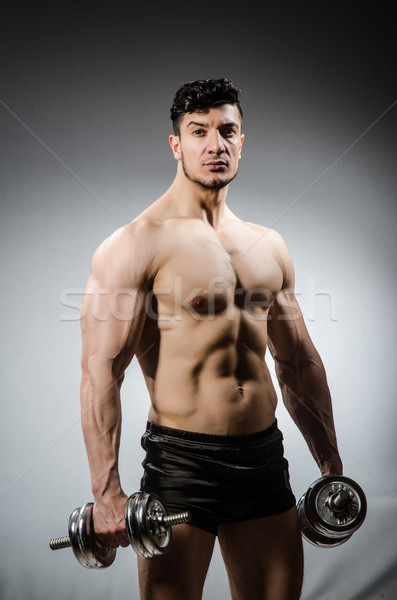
[1,2,396,599]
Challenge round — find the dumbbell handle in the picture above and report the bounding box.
[49,510,191,551]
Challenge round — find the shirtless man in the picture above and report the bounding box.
[80,79,343,600]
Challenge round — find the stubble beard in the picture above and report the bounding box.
[181,153,238,191]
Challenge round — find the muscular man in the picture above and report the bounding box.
[80,79,343,599]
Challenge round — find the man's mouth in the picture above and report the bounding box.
[204,160,228,170]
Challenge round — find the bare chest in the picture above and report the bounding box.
[152,222,284,319]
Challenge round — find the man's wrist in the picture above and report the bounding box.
[92,474,123,499]
[319,455,343,477]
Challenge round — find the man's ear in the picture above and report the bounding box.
[169,135,181,160]
[239,134,245,159]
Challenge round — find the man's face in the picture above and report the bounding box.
[170,104,244,191]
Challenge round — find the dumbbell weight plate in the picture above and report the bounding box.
[297,476,367,547]
[297,498,351,548]
[125,493,150,558]
[69,503,117,569]
[142,494,172,556]
[306,476,366,535]
[297,512,349,547]
[125,492,171,559]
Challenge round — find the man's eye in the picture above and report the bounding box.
[224,128,236,136]
[193,129,204,136]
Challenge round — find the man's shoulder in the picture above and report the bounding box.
[241,222,288,249]
[101,197,171,251]
[240,221,293,274]
[90,216,161,286]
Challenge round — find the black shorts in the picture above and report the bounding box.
[140,420,296,535]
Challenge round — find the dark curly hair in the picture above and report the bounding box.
[170,78,243,136]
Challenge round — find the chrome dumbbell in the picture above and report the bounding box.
[49,491,191,568]
[297,476,367,547]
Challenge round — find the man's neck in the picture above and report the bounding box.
[166,170,230,229]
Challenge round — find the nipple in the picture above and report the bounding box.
[191,295,207,309]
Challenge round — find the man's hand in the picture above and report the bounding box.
[93,491,130,548]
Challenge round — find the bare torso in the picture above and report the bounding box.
[134,202,285,435]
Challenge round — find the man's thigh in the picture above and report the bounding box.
[218,506,303,600]
[137,524,216,600]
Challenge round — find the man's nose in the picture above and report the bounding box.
[207,130,225,153]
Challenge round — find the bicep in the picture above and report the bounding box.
[81,278,147,377]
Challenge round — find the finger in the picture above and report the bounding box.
[116,524,130,548]
[96,524,129,549]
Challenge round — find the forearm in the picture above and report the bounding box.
[276,353,343,475]
[80,364,124,499]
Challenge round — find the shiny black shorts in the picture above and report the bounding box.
[140,420,296,535]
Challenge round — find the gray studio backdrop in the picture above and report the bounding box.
[1,4,396,599]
